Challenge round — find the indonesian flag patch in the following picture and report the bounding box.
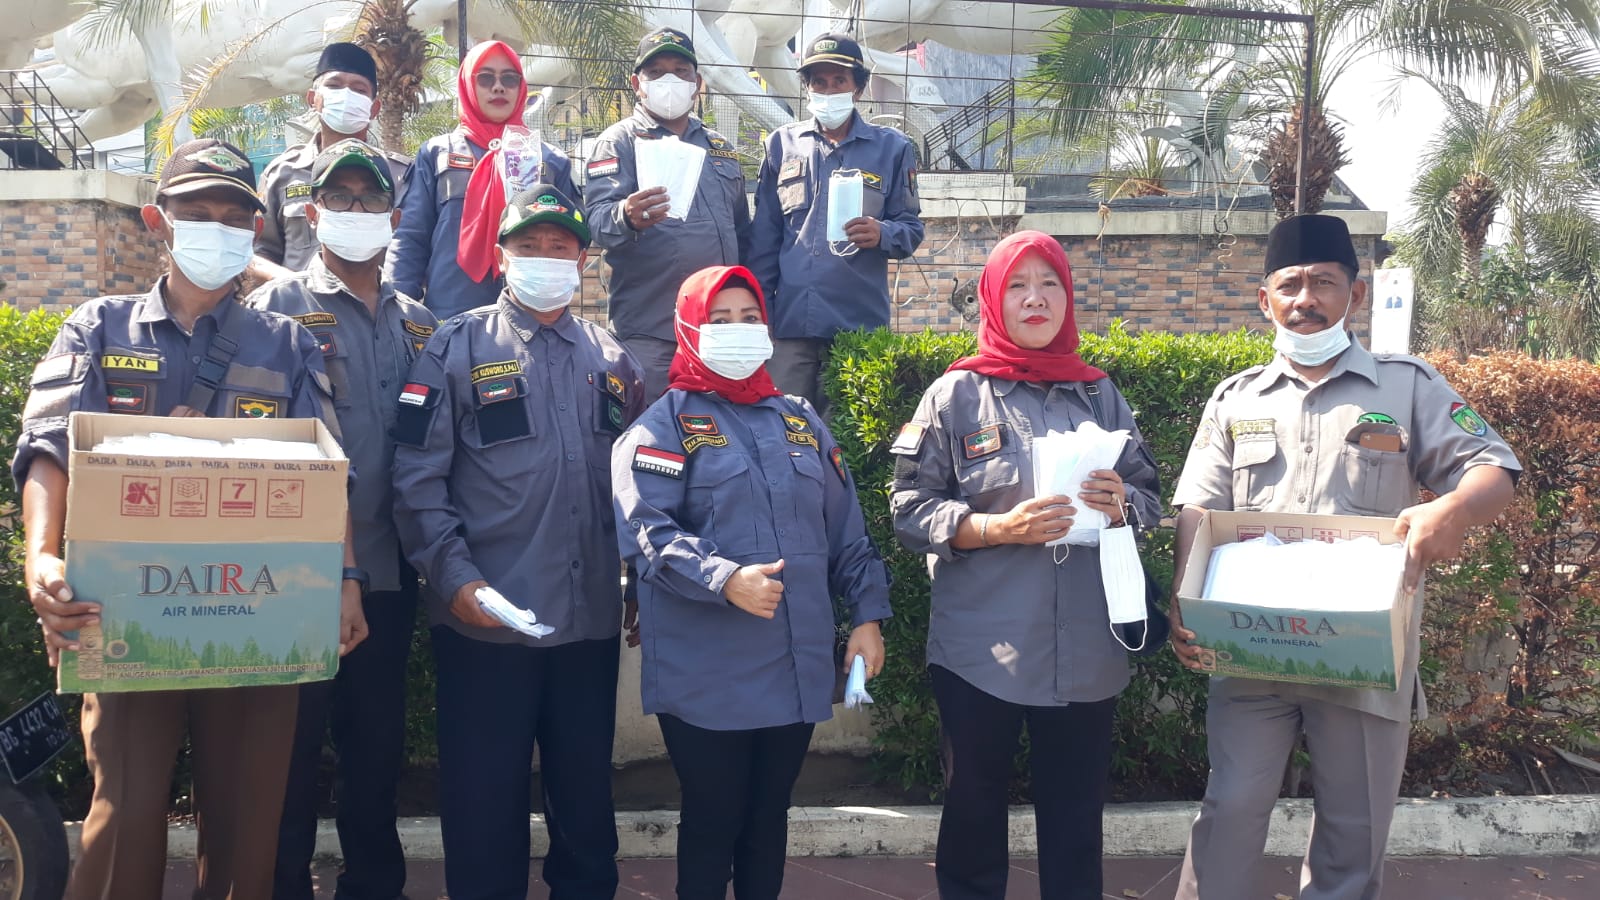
[633,445,686,479]
[399,383,431,407]
[587,157,620,178]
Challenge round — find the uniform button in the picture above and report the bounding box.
[1298,495,1307,503]
[571,560,581,569]
[191,355,201,365]
[1303,445,1313,453]
[778,529,787,537]
[558,403,567,411]
[769,478,779,486]
[380,380,388,388]
[631,519,642,529]
[566,452,576,461]
[703,575,713,583]
[571,505,579,514]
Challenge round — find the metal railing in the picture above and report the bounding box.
[0,70,96,171]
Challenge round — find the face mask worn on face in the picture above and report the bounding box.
[1273,310,1350,366]
[317,87,373,135]
[315,209,392,262]
[682,320,773,380]
[640,73,698,120]
[807,90,855,129]
[161,210,255,290]
[504,255,581,312]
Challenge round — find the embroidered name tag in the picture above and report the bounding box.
[101,354,160,373]
[633,446,686,478]
[470,360,521,383]
[1229,418,1276,439]
[293,311,338,328]
[402,319,435,338]
[284,183,313,200]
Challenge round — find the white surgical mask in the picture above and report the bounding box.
[681,319,772,380]
[313,209,392,262]
[1099,524,1149,652]
[317,87,373,135]
[639,73,698,121]
[1273,313,1350,366]
[504,255,581,312]
[161,210,255,290]
[807,90,856,129]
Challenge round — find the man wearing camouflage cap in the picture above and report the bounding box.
[392,184,643,899]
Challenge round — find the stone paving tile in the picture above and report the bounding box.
[162,855,1599,899]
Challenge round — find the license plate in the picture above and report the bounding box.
[0,693,72,784]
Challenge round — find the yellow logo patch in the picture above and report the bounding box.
[1229,419,1276,439]
[292,312,337,328]
[235,397,280,419]
[402,320,435,338]
[101,354,161,373]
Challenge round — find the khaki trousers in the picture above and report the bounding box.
[68,684,299,900]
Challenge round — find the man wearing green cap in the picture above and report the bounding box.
[391,184,643,899]
[1166,214,1520,900]
[247,137,436,900]
[256,41,413,274]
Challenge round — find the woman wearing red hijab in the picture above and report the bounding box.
[891,231,1161,900]
[612,265,892,900]
[387,40,579,319]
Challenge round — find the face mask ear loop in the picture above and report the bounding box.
[1053,543,1071,566]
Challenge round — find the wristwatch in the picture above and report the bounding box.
[342,567,370,595]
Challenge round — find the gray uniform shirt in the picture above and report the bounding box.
[890,372,1162,707]
[391,296,644,647]
[1172,342,1522,721]
[584,108,750,342]
[245,255,438,591]
[256,139,414,272]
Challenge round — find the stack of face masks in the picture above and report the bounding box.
[843,654,874,709]
[1031,421,1130,547]
[94,434,327,460]
[634,135,705,220]
[475,585,554,638]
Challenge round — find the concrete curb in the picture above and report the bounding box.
[65,795,1600,861]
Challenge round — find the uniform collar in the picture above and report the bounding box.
[800,112,869,146]
[305,252,399,310]
[136,276,239,325]
[1249,339,1379,394]
[497,291,578,343]
[629,105,704,140]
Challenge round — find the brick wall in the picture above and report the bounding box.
[0,199,164,311]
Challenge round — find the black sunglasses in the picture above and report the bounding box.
[475,70,523,90]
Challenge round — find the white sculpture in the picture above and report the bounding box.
[0,0,90,69]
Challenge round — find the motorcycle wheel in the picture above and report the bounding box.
[0,780,70,900]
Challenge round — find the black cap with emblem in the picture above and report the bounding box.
[799,32,868,83]
[635,27,697,71]
[1263,213,1360,276]
[316,42,378,88]
[311,138,395,194]
[158,138,266,214]
[499,184,591,246]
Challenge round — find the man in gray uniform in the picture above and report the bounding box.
[392,184,643,900]
[247,139,437,900]
[1168,214,1521,900]
[584,27,750,401]
[255,42,412,273]
[747,32,924,406]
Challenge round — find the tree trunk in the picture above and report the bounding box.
[1264,102,1350,218]
[356,0,429,155]
[1450,171,1500,279]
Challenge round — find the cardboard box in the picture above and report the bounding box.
[1178,510,1412,691]
[59,412,349,693]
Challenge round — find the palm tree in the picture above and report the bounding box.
[1393,69,1600,358]
[1026,0,1600,216]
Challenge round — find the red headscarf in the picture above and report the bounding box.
[668,266,783,405]
[947,230,1106,383]
[455,41,529,283]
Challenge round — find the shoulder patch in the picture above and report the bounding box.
[678,413,720,435]
[633,445,686,478]
[235,397,280,419]
[604,370,627,403]
[470,360,522,383]
[402,319,435,338]
[830,446,849,484]
[860,170,883,191]
[447,153,475,170]
[398,382,434,407]
[31,353,82,385]
[1449,402,1490,437]
[889,422,925,455]
[586,157,620,178]
[782,413,811,435]
[963,424,1003,460]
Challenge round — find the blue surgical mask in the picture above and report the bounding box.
[161,210,255,290]
[807,91,855,129]
[1273,313,1350,366]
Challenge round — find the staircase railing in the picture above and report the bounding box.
[921,80,1016,171]
[0,70,95,170]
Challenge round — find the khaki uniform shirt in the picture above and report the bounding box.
[1172,342,1521,721]
[257,139,414,271]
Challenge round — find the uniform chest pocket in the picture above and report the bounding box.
[861,176,886,219]
[685,451,762,556]
[435,166,471,207]
[1336,424,1412,515]
[784,450,830,553]
[99,348,167,416]
[776,158,809,215]
[466,375,536,449]
[310,331,355,410]
[1230,437,1280,511]
[953,424,1020,506]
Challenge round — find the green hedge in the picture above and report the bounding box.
[823,323,1275,798]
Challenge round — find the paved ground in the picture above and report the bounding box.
[162,854,1599,898]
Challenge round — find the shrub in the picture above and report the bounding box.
[824,322,1273,798]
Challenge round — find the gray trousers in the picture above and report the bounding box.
[768,337,831,411]
[1175,685,1410,900]
[621,334,677,405]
